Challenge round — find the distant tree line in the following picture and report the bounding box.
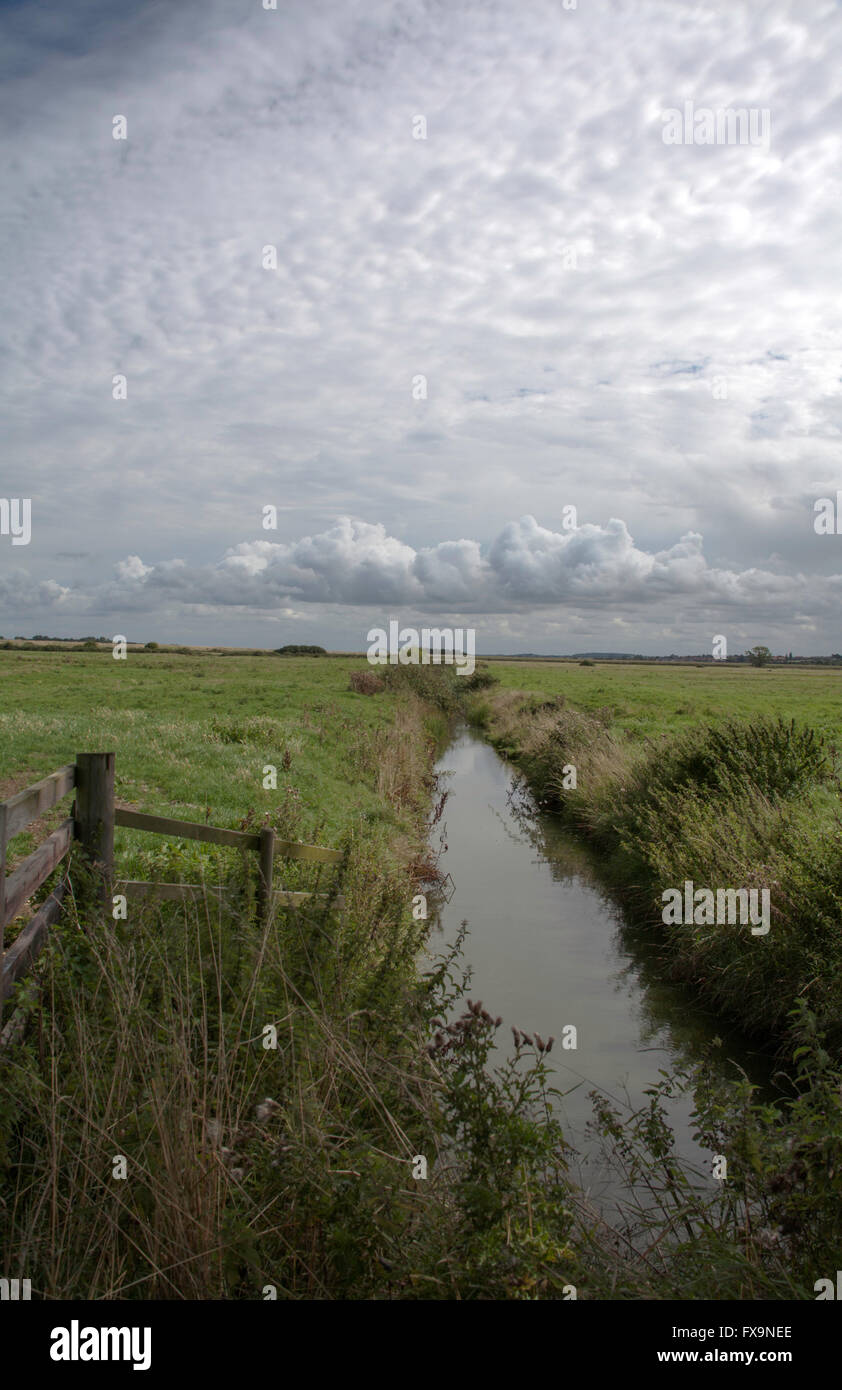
[274,644,326,655]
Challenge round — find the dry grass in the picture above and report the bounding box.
[0,689,445,1300]
[486,690,638,835]
[348,670,385,695]
[2,860,444,1299]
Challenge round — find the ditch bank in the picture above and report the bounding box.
[430,725,775,1209]
[470,686,842,1059]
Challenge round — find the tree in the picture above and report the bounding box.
[746,645,772,667]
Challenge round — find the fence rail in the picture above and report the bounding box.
[1,764,76,844]
[113,807,343,864]
[0,884,66,1006]
[0,752,344,1009]
[3,818,74,928]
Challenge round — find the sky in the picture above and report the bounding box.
[1,0,841,654]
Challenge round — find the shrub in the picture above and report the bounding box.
[349,670,384,695]
[462,664,499,691]
[379,663,464,713]
[628,716,833,810]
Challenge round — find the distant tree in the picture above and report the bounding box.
[275,644,326,655]
[144,641,160,650]
[746,645,772,667]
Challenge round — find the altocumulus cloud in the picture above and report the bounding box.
[12,516,842,624]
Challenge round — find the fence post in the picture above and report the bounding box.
[257,826,275,926]
[75,753,115,906]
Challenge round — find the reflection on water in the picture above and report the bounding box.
[427,726,776,1211]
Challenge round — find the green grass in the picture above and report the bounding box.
[485,659,842,741]
[2,649,841,1299]
[469,664,842,1296]
[476,668,842,1050]
[0,651,441,897]
[0,651,640,1301]
[0,651,454,1297]
[0,650,400,833]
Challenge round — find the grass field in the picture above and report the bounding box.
[0,650,469,1299]
[1,649,841,1300]
[472,660,842,1053]
[0,651,444,908]
[485,659,842,739]
[0,650,401,834]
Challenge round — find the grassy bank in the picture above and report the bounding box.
[0,652,444,1296]
[2,650,840,1300]
[464,665,842,1298]
[472,667,842,1052]
[0,651,597,1299]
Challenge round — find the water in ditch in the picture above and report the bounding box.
[426,725,777,1216]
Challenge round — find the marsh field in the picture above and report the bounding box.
[1,648,841,1300]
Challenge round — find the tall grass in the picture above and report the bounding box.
[3,656,840,1299]
[479,691,842,1051]
[1,877,430,1297]
[0,689,445,1297]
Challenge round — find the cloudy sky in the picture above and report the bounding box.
[2,0,841,653]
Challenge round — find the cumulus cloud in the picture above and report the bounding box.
[221,519,486,604]
[487,516,702,602]
[115,555,152,582]
[0,573,72,609]
[23,516,837,637]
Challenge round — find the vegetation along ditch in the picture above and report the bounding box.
[0,649,840,1298]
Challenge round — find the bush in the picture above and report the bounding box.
[623,718,834,829]
[379,663,465,713]
[462,664,499,691]
[349,670,384,695]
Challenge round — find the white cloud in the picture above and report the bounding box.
[10,516,835,648]
[115,554,152,582]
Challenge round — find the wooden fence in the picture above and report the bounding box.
[0,752,344,1007]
